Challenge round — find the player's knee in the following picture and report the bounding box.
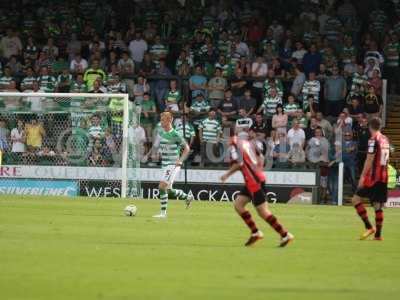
[159,182,168,191]
[351,195,361,206]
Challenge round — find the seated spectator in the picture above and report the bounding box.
[237,89,257,118]
[70,53,88,74]
[364,85,383,118]
[37,66,56,93]
[42,37,59,59]
[251,114,270,140]
[288,142,306,169]
[56,67,73,92]
[6,55,23,76]
[287,118,306,148]
[208,67,227,108]
[25,117,45,151]
[264,69,284,97]
[118,51,135,75]
[88,114,105,142]
[292,41,307,64]
[3,80,21,110]
[272,104,288,134]
[0,119,9,152]
[20,66,37,91]
[133,75,150,104]
[315,112,333,141]
[235,108,253,134]
[71,73,88,93]
[139,52,156,76]
[10,119,26,154]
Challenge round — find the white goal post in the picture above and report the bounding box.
[0,92,140,199]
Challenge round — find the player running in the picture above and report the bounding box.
[221,134,294,247]
[352,117,390,241]
[153,112,193,218]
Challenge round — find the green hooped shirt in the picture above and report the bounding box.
[159,128,186,168]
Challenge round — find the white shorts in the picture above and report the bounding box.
[160,165,181,188]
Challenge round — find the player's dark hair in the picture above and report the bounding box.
[369,117,381,131]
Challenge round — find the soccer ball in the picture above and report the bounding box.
[124,204,137,216]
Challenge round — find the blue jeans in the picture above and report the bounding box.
[155,87,167,111]
[344,163,357,192]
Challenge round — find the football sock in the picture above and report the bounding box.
[160,189,168,214]
[375,209,384,238]
[354,203,373,229]
[169,189,188,200]
[264,214,288,238]
[240,211,259,234]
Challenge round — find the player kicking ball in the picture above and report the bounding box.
[352,117,390,241]
[220,134,294,247]
[153,112,193,218]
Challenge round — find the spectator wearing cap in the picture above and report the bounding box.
[324,66,347,117]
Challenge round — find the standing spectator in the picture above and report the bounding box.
[189,65,208,99]
[230,68,247,98]
[129,31,148,69]
[190,93,210,127]
[342,131,357,192]
[355,116,370,174]
[10,119,26,154]
[133,75,150,104]
[324,67,347,117]
[288,142,306,169]
[1,28,22,59]
[292,41,307,64]
[302,44,322,76]
[251,56,268,106]
[140,93,156,149]
[347,96,365,119]
[198,109,222,166]
[208,68,227,108]
[287,119,306,148]
[218,89,237,133]
[364,85,383,118]
[368,70,382,95]
[150,35,168,69]
[237,89,257,118]
[273,131,290,168]
[154,59,172,111]
[24,81,45,112]
[272,104,288,134]
[257,88,282,120]
[284,93,300,126]
[383,33,400,93]
[302,72,321,113]
[83,59,106,90]
[290,65,306,98]
[0,119,9,152]
[25,117,45,151]
[165,79,181,113]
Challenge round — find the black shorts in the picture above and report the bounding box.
[237,184,267,207]
[355,182,388,204]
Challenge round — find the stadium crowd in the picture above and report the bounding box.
[0,0,397,202]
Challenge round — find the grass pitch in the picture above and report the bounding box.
[0,196,400,300]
